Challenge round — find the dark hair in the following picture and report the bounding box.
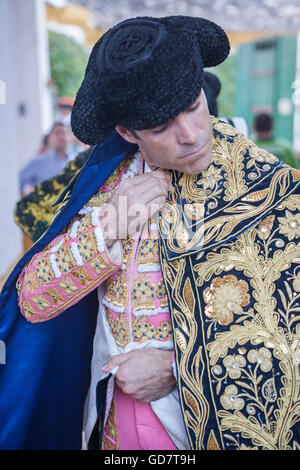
[128,128,140,139]
[254,113,273,132]
[42,134,50,146]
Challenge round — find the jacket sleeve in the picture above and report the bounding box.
[17,205,123,323]
[14,149,92,242]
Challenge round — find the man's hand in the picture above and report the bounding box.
[100,170,172,247]
[101,348,176,403]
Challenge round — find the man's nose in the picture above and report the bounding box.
[175,115,199,145]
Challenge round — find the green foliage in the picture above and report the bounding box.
[209,54,237,118]
[48,30,88,98]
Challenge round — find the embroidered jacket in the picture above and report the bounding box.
[14,148,93,242]
[17,154,172,350]
[17,118,300,450]
[158,120,300,450]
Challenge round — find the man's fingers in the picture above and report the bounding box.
[152,170,171,182]
[101,353,128,373]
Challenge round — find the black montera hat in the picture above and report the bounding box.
[71,16,230,145]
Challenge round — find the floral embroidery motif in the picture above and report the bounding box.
[278,210,300,240]
[203,275,250,326]
[198,165,223,191]
[223,355,246,379]
[247,347,272,373]
[220,385,245,411]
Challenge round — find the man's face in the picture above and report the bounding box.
[116,90,213,174]
[49,124,68,153]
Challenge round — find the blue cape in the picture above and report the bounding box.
[0,132,137,449]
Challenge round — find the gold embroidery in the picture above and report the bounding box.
[132,318,172,342]
[241,188,269,202]
[44,287,65,305]
[71,267,95,286]
[195,221,300,449]
[52,245,76,276]
[207,430,221,450]
[35,256,55,286]
[23,253,118,320]
[137,239,160,268]
[278,210,300,240]
[22,300,37,319]
[183,278,195,314]
[58,276,78,295]
[175,328,187,352]
[101,396,119,450]
[132,275,168,312]
[87,255,110,274]
[25,271,40,292]
[203,275,250,328]
[220,385,245,411]
[160,122,300,448]
[106,311,130,347]
[159,118,300,257]
[106,310,172,347]
[162,257,210,450]
[77,230,99,262]
[31,295,52,311]
[104,275,127,313]
[122,239,135,266]
[257,215,275,240]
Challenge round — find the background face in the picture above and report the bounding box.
[50,124,68,152]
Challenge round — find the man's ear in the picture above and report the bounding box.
[115,125,138,144]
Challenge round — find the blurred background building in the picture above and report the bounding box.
[0,0,300,285]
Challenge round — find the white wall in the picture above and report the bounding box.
[0,0,53,277]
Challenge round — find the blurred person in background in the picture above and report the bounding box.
[203,71,249,137]
[36,133,51,156]
[56,96,74,127]
[254,112,299,168]
[19,122,70,197]
[57,96,89,160]
[15,146,93,244]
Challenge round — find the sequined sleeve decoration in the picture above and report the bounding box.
[17,206,123,323]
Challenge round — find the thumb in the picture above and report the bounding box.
[101,353,128,373]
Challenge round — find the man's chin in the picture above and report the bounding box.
[180,153,212,175]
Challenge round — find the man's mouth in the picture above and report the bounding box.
[179,141,208,159]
